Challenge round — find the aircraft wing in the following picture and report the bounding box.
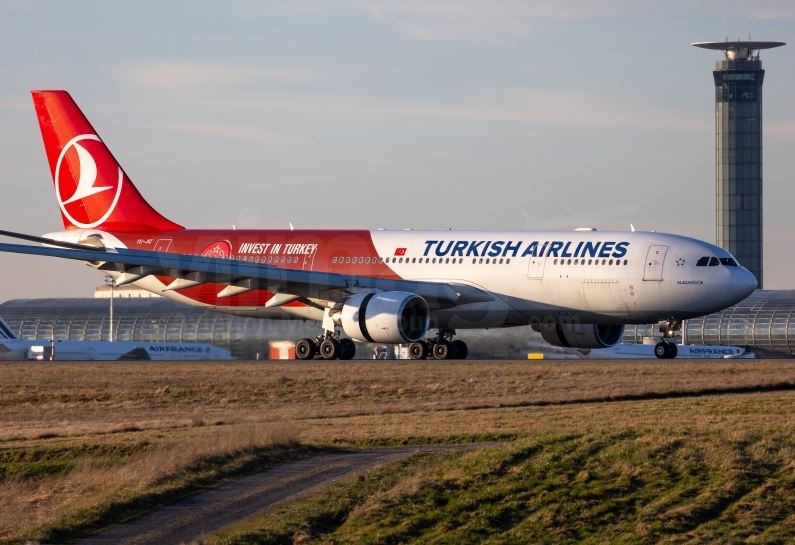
[0,231,492,309]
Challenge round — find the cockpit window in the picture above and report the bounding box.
[696,257,710,267]
[709,257,719,266]
[720,258,737,266]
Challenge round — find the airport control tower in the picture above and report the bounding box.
[692,40,785,289]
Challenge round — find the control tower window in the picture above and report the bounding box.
[696,257,710,266]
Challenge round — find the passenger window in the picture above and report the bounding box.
[696,257,710,266]
[486,258,490,264]
[445,258,449,264]
[588,259,592,265]
[472,258,476,264]
[623,260,627,265]
[432,258,436,263]
[412,258,416,263]
[709,257,719,266]
[554,259,558,265]
[720,258,737,266]
[499,258,503,264]
[346,257,351,263]
[280,256,285,263]
[506,259,510,264]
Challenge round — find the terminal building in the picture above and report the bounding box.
[2,289,795,358]
[0,290,536,360]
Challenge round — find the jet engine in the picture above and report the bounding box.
[537,323,625,349]
[341,291,430,344]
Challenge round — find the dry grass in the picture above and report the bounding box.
[2,360,795,542]
[0,423,298,541]
[2,360,794,441]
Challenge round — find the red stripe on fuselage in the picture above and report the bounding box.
[112,229,398,306]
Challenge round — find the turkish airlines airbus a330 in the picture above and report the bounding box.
[0,91,758,359]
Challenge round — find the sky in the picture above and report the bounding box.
[0,0,793,301]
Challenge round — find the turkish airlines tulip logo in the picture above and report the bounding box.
[55,134,123,229]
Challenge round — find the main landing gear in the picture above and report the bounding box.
[296,332,356,361]
[654,318,681,359]
[408,328,469,360]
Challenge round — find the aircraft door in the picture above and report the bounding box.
[643,245,668,281]
[528,255,546,278]
[154,239,172,252]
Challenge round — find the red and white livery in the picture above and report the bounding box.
[0,91,758,360]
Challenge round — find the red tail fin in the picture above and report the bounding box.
[32,90,183,232]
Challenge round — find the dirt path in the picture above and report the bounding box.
[79,444,486,545]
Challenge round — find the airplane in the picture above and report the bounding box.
[0,316,233,361]
[528,341,754,360]
[0,90,758,360]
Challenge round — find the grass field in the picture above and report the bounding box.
[2,360,795,543]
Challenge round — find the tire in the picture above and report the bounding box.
[339,338,356,360]
[432,341,450,360]
[320,338,340,360]
[451,340,468,360]
[668,343,678,359]
[654,342,670,359]
[409,341,429,360]
[295,338,316,360]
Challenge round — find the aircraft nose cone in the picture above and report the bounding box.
[733,267,758,299]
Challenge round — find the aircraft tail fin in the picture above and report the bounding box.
[31,90,183,232]
[0,316,18,340]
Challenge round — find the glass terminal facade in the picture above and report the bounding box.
[622,290,795,357]
[0,298,321,359]
[0,298,537,360]
[3,292,795,358]
[714,59,764,287]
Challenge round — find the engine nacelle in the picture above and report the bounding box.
[341,291,430,344]
[538,323,625,349]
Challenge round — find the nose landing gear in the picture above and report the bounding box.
[654,318,681,359]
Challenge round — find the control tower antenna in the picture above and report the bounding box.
[692,39,785,289]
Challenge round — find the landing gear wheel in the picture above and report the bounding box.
[319,338,340,360]
[433,341,451,360]
[450,340,468,360]
[409,341,429,360]
[295,338,316,360]
[654,342,670,359]
[338,338,356,360]
[668,343,678,359]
